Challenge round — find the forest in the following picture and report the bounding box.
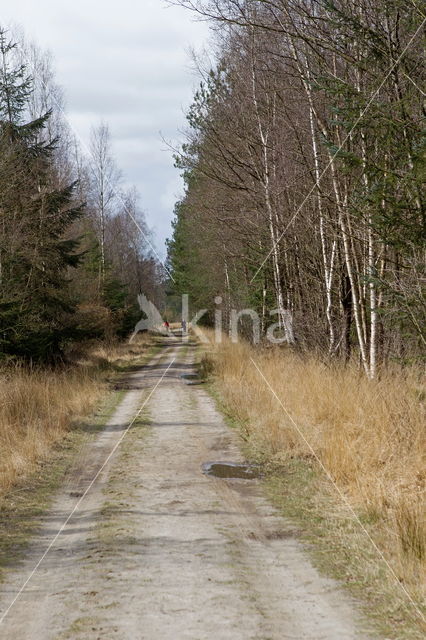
[0,28,163,364]
[0,3,424,637]
[168,0,425,377]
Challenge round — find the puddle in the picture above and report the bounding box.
[202,461,260,479]
[181,373,204,385]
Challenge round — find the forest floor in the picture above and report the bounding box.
[0,335,379,639]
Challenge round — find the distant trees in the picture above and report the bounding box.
[89,122,121,284]
[0,28,162,362]
[168,0,425,374]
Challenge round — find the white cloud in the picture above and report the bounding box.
[3,0,209,258]
[160,174,184,211]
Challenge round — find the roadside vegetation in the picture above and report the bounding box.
[201,333,425,637]
[0,335,154,496]
[0,333,158,586]
[167,3,425,633]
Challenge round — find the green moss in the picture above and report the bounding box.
[93,413,150,550]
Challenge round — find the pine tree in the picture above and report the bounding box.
[0,29,83,362]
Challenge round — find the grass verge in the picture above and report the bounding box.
[0,334,160,582]
[94,412,151,551]
[201,334,425,639]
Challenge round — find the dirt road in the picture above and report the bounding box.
[0,337,373,639]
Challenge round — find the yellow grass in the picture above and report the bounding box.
[204,334,425,604]
[0,335,152,495]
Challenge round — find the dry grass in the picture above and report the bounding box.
[204,334,425,609]
[0,334,153,495]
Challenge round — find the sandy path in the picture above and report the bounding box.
[0,337,373,639]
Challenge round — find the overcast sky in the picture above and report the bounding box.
[2,0,210,259]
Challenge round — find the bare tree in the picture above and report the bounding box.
[89,122,121,284]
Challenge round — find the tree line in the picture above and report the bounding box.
[0,28,163,363]
[167,0,425,377]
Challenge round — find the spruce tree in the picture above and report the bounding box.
[0,29,83,362]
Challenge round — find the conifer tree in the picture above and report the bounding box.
[0,29,83,362]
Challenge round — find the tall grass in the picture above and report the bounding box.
[0,335,151,495]
[0,366,102,493]
[206,336,425,601]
